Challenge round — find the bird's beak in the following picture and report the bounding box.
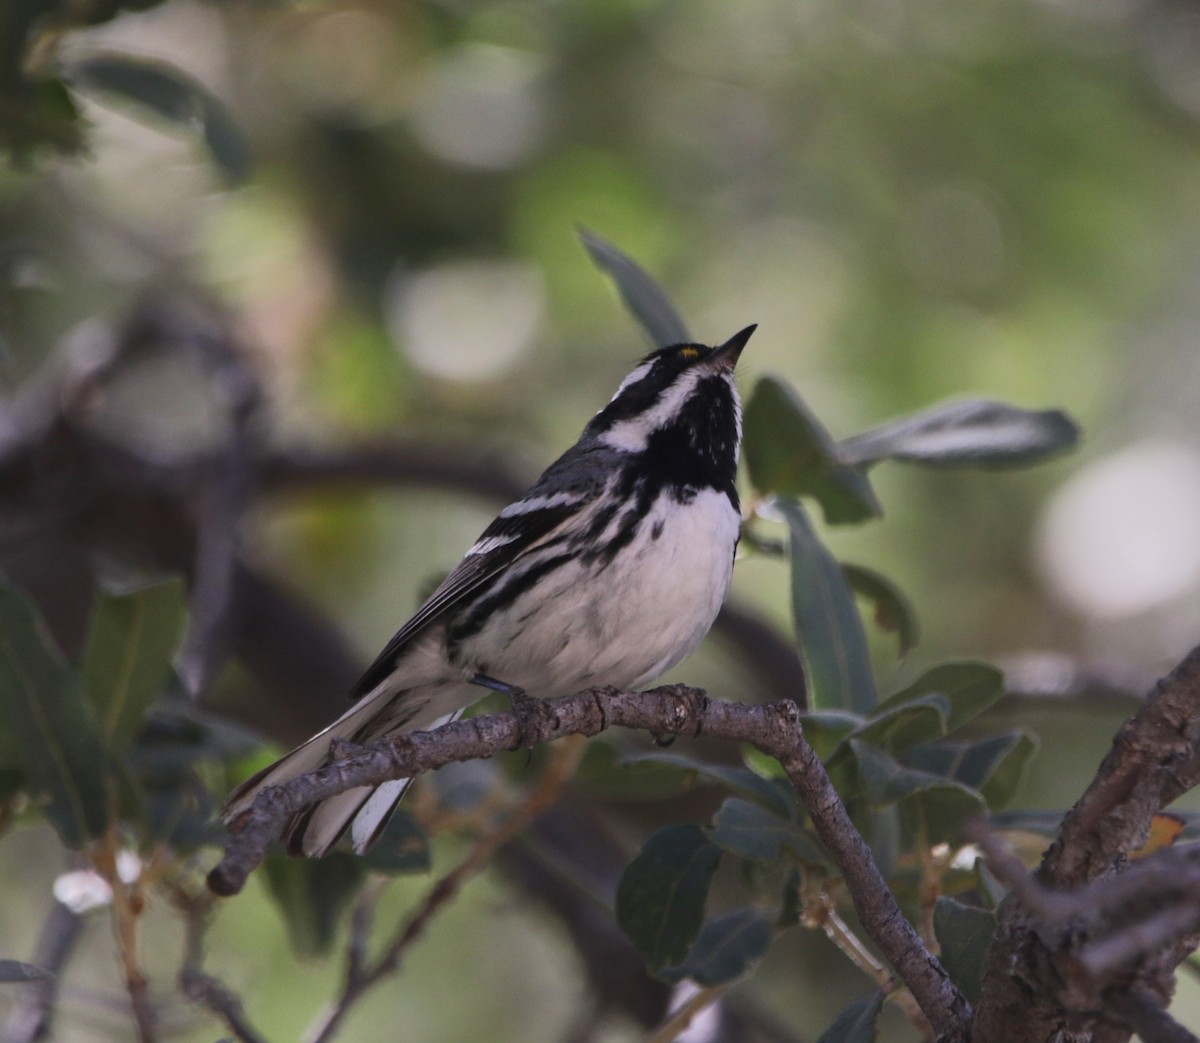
[708,324,756,370]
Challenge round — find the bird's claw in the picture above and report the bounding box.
[505,685,557,750]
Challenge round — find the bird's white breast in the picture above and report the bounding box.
[462,486,740,697]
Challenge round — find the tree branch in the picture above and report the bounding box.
[972,643,1200,1043]
[208,685,970,1043]
[1042,643,1200,888]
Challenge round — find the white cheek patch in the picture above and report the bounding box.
[599,368,703,453]
[598,423,649,453]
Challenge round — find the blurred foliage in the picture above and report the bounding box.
[4,0,1200,1039]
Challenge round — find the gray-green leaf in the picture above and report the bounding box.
[0,584,110,847]
[874,662,1005,736]
[597,749,795,818]
[616,824,722,972]
[744,377,881,525]
[579,228,691,347]
[82,579,186,752]
[816,989,886,1043]
[573,740,702,802]
[851,740,986,844]
[708,797,826,865]
[780,499,878,714]
[838,399,1079,469]
[66,55,252,182]
[851,693,950,753]
[841,563,919,656]
[659,908,774,986]
[934,897,997,1004]
[909,731,1038,811]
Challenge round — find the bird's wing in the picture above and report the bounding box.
[349,491,592,698]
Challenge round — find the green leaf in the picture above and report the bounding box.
[579,228,691,347]
[139,770,221,850]
[65,55,252,182]
[262,851,366,958]
[851,694,950,753]
[357,809,431,874]
[0,584,110,847]
[816,989,886,1043]
[780,499,878,714]
[659,908,774,986]
[874,662,1005,736]
[603,750,796,818]
[841,564,919,656]
[837,399,1079,470]
[708,797,826,865]
[851,741,985,843]
[573,740,700,801]
[132,699,261,771]
[934,897,996,1004]
[798,711,864,760]
[82,579,186,752]
[778,866,803,928]
[0,769,25,802]
[909,731,1038,810]
[744,377,881,525]
[0,960,53,984]
[616,825,722,972]
[975,732,1038,808]
[851,740,947,805]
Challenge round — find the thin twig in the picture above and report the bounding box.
[1110,990,1200,1043]
[172,882,267,1043]
[172,311,263,698]
[1077,904,1200,981]
[91,843,155,1043]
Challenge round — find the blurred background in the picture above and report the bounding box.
[4,0,1200,1039]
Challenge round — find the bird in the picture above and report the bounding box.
[222,324,755,857]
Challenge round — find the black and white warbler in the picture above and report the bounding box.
[223,324,756,857]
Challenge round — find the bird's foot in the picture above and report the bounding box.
[470,673,556,749]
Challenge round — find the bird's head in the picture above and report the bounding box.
[584,324,756,495]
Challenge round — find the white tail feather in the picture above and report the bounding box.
[297,787,375,857]
[350,779,411,854]
[347,710,462,854]
[223,691,466,859]
[221,684,394,824]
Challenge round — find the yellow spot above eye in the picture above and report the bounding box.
[678,347,700,360]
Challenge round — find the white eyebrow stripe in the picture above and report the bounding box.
[498,490,585,518]
[465,533,518,557]
[598,367,705,453]
[605,360,655,405]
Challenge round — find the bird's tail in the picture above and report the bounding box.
[221,687,458,858]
